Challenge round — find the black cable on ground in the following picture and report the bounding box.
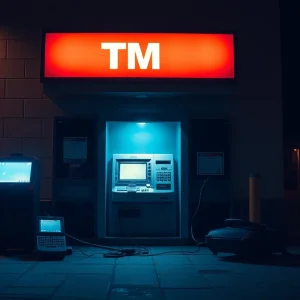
[46,178,210,258]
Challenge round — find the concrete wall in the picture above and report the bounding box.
[0,0,284,231]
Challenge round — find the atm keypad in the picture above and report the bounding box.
[156,172,171,182]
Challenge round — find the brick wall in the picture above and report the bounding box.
[0,27,63,201]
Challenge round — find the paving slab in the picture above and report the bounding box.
[153,255,191,265]
[30,262,114,274]
[0,286,55,298]
[0,246,300,300]
[113,265,158,286]
[110,287,163,300]
[0,263,36,274]
[53,274,112,299]
[9,273,67,287]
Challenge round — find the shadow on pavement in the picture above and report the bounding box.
[220,252,300,267]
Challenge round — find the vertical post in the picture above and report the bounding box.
[249,173,260,223]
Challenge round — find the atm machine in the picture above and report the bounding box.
[0,154,40,253]
[108,154,178,237]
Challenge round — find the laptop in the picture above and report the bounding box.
[36,216,67,254]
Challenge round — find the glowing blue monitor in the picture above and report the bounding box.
[0,162,32,183]
[40,219,62,233]
[119,163,147,180]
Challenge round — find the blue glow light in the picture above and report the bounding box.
[0,162,32,183]
[107,121,180,155]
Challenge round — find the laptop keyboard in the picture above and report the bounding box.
[37,236,65,247]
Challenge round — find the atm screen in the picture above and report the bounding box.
[40,219,62,233]
[0,162,32,183]
[119,163,147,180]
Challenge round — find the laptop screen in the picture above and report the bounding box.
[39,219,62,233]
[0,162,32,183]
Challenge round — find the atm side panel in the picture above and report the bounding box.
[52,117,98,238]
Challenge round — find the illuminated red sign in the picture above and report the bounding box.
[43,33,234,79]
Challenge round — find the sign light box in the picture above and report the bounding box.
[197,152,224,176]
[42,33,234,79]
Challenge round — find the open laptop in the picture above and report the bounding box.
[36,216,67,254]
